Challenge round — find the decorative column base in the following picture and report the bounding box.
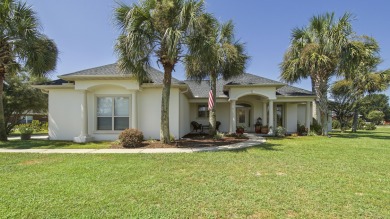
[74,135,94,143]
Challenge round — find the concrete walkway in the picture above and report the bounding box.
[0,133,265,154]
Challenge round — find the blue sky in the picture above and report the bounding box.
[25,0,390,95]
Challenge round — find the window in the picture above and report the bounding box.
[97,97,130,131]
[198,104,209,118]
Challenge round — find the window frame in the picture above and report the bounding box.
[95,95,131,133]
[197,104,209,119]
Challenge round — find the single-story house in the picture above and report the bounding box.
[35,63,318,142]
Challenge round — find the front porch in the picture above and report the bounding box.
[228,94,312,134]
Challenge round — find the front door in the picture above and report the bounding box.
[236,107,251,131]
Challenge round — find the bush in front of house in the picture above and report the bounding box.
[275,126,286,137]
[363,122,376,130]
[118,128,144,148]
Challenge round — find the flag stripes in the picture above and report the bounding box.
[208,90,214,110]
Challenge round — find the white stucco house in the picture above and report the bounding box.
[35,63,317,142]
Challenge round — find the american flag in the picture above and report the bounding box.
[208,90,214,110]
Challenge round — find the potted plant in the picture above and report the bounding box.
[236,125,245,134]
[255,117,262,133]
[260,125,268,134]
[17,124,34,140]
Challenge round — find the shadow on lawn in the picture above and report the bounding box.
[227,142,282,153]
[0,140,84,149]
[330,131,390,140]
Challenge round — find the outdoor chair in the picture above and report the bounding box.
[216,121,221,131]
[191,121,202,132]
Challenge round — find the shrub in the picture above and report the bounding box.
[275,126,286,137]
[367,110,384,125]
[118,129,144,148]
[31,120,42,132]
[297,124,307,136]
[41,122,49,131]
[16,124,34,135]
[170,134,175,142]
[213,132,224,140]
[307,130,318,136]
[310,118,322,135]
[332,120,340,129]
[363,122,376,130]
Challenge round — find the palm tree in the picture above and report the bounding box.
[0,0,58,141]
[280,12,353,135]
[185,16,249,136]
[339,36,389,132]
[115,0,206,143]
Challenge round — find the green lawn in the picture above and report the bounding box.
[0,128,389,218]
[0,139,112,149]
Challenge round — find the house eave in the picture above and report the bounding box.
[223,83,285,89]
[59,75,134,81]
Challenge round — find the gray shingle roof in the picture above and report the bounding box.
[276,85,314,96]
[185,73,314,98]
[185,80,228,98]
[54,63,313,97]
[60,63,184,84]
[226,73,284,85]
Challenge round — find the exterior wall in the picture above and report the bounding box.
[297,104,307,126]
[229,86,276,100]
[179,93,190,137]
[286,103,298,133]
[137,87,180,140]
[48,89,82,140]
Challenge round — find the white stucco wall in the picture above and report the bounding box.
[229,86,277,100]
[297,104,307,126]
[179,93,190,137]
[48,89,82,140]
[138,87,180,140]
[286,103,298,133]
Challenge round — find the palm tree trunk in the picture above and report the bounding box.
[160,65,173,144]
[209,71,217,136]
[314,77,329,136]
[351,104,359,133]
[0,75,7,141]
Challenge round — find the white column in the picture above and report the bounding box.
[268,100,274,135]
[262,102,267,126]
[306,101,311,132]
[131,92,137,129]
[74,90,93,143]
[229,100,236,133]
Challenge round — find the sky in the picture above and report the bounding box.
[25,0,390,96]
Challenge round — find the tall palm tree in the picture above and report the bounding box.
[340,36,389,132]
[0,0,58,141]
[280,12,353,136]
[185,16,249,136]
[115,0,206,143]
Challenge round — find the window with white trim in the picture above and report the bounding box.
[97,97,130,131]
[198,104,209,118]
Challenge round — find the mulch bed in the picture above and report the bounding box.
[111,133,248,149]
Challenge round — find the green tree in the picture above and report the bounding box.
[0,0,58,140]
[339,36,390,132]
[185,17,249,135]
[329,80,355,132]
[360,94,390,121]
[115,0,206,143]
[280,12,353,136]
[4,73,48,135]
[367,110,385,125]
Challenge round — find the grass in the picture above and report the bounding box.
[0,140,112,149]
[0,128,389,218]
